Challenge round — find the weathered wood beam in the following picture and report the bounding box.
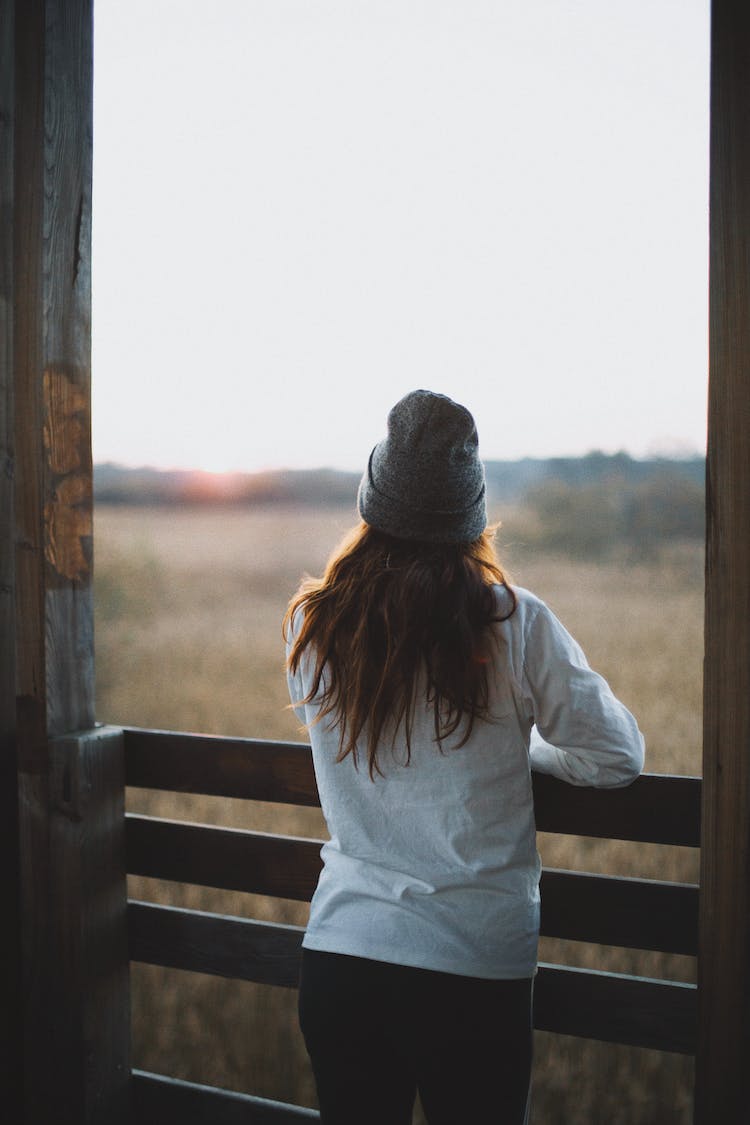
[123,727,701,846]
[131,1071,321,1123]
[124,729,322,807]
[126,815,324,902]
[14,0,94,744]
[697,0,750,1120]
[539,869,698,956]
[127,903,697,1055]
[10,1,130,1121]
[534,964,697,1055]
[128,901,306,988]
[0,0,23,1118]
[126,819,697,956]
[49,728,130,1122]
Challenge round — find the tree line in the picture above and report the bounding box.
[94,452,705,555]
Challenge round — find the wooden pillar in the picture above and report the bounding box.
[0,1,23,1119]
[46,727,130,1123]
[696,0,750,1120]
[4,1,131,1121]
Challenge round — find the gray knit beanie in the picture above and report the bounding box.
[357,389,487,543]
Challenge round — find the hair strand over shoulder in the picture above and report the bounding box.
[284,522,516,779]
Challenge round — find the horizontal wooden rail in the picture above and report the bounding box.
[124,728,321,807]
[124,728,699,1067]
[123,727,701,846]
[126,816,322,901]
[540,869,698,956]
[131,1070,319,1123]
[128,901,304,988]
[534,963,696,1054]
[127,903,696,1054]
[126,819,698,956]
[534,770,700,847]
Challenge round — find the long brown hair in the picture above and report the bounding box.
[284,521,516,778]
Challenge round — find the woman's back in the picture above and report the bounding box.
[285,390,643,1125]
[289,583,642,980]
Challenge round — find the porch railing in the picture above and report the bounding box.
[123,726,700,1122]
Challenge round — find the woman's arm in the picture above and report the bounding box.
[522,601,645,788]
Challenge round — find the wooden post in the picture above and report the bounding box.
[696,0,750,1120]
[0,1,23,1119]
[6,1,131,1121]
[48,728,131,1122]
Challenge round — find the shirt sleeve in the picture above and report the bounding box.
[521,601,645,788]
[285,609,309,725]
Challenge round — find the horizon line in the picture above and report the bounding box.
[93,447,706,477]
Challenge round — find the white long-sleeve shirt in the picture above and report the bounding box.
[286,585,644,979]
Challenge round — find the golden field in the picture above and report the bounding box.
[94,502,704,1124]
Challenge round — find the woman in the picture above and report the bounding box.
[284,390,644,1125]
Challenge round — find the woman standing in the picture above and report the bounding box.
[285,390,644,1125]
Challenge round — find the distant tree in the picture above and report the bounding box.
[625,476,705,550]
[524,473,704,557]
[524,480,625,558]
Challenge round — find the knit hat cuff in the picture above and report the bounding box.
[358,450,487,543]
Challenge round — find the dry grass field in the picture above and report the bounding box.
[94,502,703,1124]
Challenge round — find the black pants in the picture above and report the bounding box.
[299,949,533,1125]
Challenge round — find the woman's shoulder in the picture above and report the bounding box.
[491,582,545,620]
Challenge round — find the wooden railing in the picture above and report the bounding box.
[123,727,700,1122]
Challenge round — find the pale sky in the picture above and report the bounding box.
[92,0,710,473]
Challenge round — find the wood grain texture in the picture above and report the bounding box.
[126,817,696,956]
[533,771,700,846]
[0,2,23,1118]
[14,5,55,1120]
[123,727,700,845]
[13,0,94,744]
[534,963,697,1055]
[41,0,95,734]
[127,902,695,1054]
[697,0,750,1119]
[128,901,304,987]
[131,1071,320,1123]
[16,727,132,1122]
[124,729,320,806]
[540,869,698,956]
[125,816,323,902]
[0,0,15,714]
[127,890,696,986]
[14,0,47,763]
[13,5,100,1120]
[48,728,131,1124]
